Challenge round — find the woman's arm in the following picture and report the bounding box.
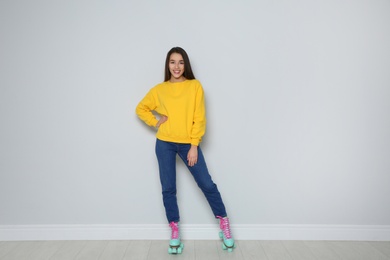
[135,89,159,127]
[190,83,206,146]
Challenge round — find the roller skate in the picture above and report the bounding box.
[168,221,184,254]
[217,216,236,252]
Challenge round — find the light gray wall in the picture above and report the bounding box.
[1,0,389,226]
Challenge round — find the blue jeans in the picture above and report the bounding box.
[155,139,227,223]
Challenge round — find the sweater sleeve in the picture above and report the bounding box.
[190,83,206,146]
[135,88,159,127]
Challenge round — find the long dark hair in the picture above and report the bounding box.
[164,47,196,81]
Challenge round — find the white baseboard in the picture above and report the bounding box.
[0,224,389,241]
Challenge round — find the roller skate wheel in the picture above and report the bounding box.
[168,247,177,254]
[168,243,184,254]
[228,248,233,252]
[222,243,227,250]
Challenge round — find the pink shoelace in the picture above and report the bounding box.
[217,216,232,239]
[169,221,179,239]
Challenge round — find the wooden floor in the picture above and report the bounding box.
[0,240,389,260]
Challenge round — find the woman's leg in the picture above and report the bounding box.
[155,139,180,223]
[177,144,227,218]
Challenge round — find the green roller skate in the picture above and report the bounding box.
[168,221,184,254]
[217,216,236,252]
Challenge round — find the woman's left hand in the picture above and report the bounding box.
[187,145,198,167]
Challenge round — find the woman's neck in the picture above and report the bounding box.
[169,76,186,83]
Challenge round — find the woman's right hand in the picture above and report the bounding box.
[156,115,168,128]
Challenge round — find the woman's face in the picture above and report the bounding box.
[169,53,185,82]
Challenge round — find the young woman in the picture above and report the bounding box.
[136,47,235,254]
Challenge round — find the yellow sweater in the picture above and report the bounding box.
[136,79,206,146]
